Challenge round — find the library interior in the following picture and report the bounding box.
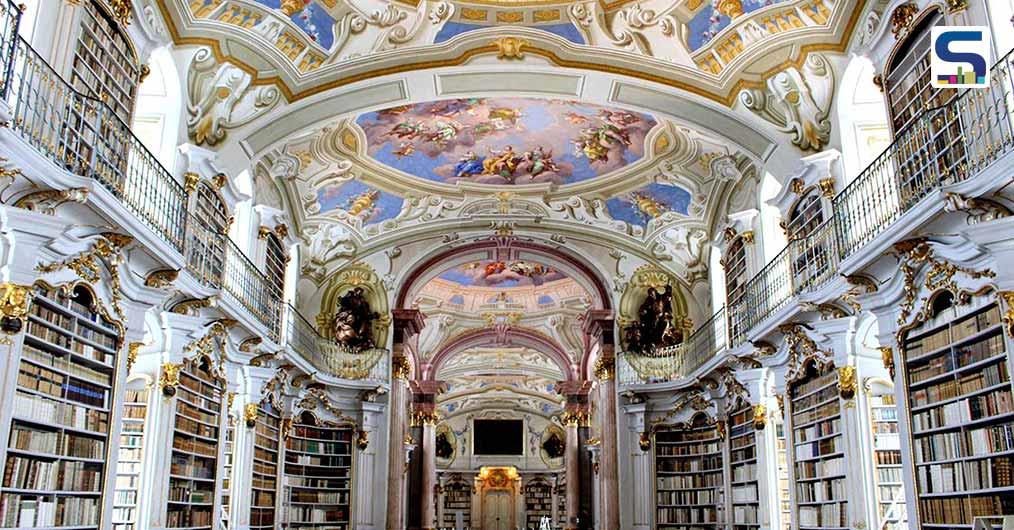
[1,0,1014,529]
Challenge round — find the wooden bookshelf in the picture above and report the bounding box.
[250,401,281,530]
[71,0,141,122]
[789,361,847,530]
[654,412,725,529]
[112,386,147,530]
[525,478,553,528]
[168,356,224,529]
[441,476,471,529]
[775,420,791,530]
[902,298,1014,528]
[729,405,759,529]
[869,391,907,529]
[556,476,566,528]
[220,407,235,528]
[0,283,120,529]
[283,411,353,529]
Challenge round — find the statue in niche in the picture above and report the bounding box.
[625,285,684,355]
[435,431,454,459]
[332,287,379,351]
[542,431,565,459]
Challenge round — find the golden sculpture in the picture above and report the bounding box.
[0,283,31,334]
[244,403,259,428]
[492,37,530,60]
[159,362,182,397]
[837,366,857,400]
[752,404,767,431]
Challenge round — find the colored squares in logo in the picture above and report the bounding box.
[931,26,991,88]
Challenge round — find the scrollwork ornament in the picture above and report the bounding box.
[160,362,182,397]
[492,36,530,59]
[357,429,370,450]
[127,342,143,373]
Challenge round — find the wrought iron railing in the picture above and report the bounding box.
[0,0,18,97]
[618,307,727,386]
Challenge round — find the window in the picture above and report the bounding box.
[187,182,228,287]
[71,0,142,122]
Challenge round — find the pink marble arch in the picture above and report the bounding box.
[357,98,657,186]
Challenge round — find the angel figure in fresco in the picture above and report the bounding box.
[522,146,559,179]
[599,109,641,127]
[487,107,522,125]
[573,123,632,162]
[392,141,415,158]
[424,120,461,147]
[385,121,427,140]
[564,111,590,124]
[482,146,519,177]
[453,151,485,178]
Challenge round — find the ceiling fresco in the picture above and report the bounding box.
[316,179,404,225]
[433,21,585,44]
[356,98,657,186]
[688,0,792,50]
[605,182,693,227]
[438,259,566,287]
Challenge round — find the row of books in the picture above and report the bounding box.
[732,505,758,524]
[2,457,103,492]
[795,476,846,503]
[656,507,721,524]
[175,415,218,440]
[656,442,722,456]
[284,476,350,488]
[916,457,1014,493]
[18,362,108,409]
[731,445,756,462]
[795,435,841,461]
[878,467,903,484]
[255,433,279,452]
[911,388,1014,430]
[170,453,215,479]
[657,474,723,489]
[732,484,757,503]
[173,435,218,457]
[179,373,221,403]
[252,490,275,507]
[289,491,350,504]
[797,501,846,528]
[732,463,757,483]
[285,455,351,467]
[177,401,219,426]
[920,494,1014,525]
[792,385,838,415]
[289,426,351,441]
[169,484,214,503]
[910,335,1005,384]
[731,433,754,450]
[656,489,721,505]
[166,505,212,528]
[14,392,109,433]
[286,506,349,522]
[25,322,114,365]
[792,371,838,399]
[0,493,99,527]
[21,344,110,385]
[910,362,1008,407]
[657,456,722,473]
[905,307,1000,359]
[285,439,351,455]
[177,387,221,414]
[252,474,276,490]
[28,305,118,350]
[792,401,839,427]
[794,455,844,481]
[877,450,902,465]
[9,425,105,459]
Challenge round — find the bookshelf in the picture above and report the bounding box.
[901,297,1014,528]
[283,411,353,529]
[729,405,759,529]
[71,0,141,122]
[654,412,725,530]
[869,390,907,529]
[441,476,471,529]
[1,283,121,529]
[250,401,281,530]
[113,385,147,530]
[556,476,566,528]
[524,478,553,529]
[221,406,235,528]
[168,356,224,530]
[789,361,847,530]
[775,420,791,530]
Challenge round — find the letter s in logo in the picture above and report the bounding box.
[935,30,987,79]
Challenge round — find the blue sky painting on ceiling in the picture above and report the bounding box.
[357,98,656,186]
[687,0,779,50]
[439,260,567,287]
[605,183,692,227]
[317,180,403,225]
[254,0,336,49]
[434,22,585,45]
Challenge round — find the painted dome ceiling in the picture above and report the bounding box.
[356,98,657,187]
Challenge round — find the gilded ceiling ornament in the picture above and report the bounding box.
[894,239,994,326]
[159,362,182,397]
[752,404,767,430]
[638,431,651,451]
[460,7,487,20]
[279,0,302,16]
[14,187,89,215]
[492,36,530,60]
[0,283,31,334]
[170,296,216,316]
[144,269,179,289]
[837,366,857,400]
[244,403,258,427]
[879,347,896,379]
[561,409,589,427]
[357,429,370,450]
[36,233,132,320]
[889,3,918,39]
[187,48,280,146]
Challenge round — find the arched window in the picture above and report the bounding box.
[884,8,948,135]
[71,0,142,122]
[264,232,287,303]
[187,181,228,287]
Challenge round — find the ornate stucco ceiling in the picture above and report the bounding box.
[436,347,565,420]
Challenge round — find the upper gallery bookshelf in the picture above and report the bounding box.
[113,385,147,530]
[221,406,235,528]
[729,404,759,529]
[441,476,471,530]
[168,356,225,529]
[524,478,553,529]
[1,283,121,529]
[789,360,847,530]
[250,400,281,530]
[283,411,354,529]
[654,412,725,530]
[901,295,1014,528]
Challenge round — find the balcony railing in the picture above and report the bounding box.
[618,307,727,386]
[0,8,387,382]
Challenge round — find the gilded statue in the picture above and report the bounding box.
[624,285,684,355]
[332,287,379,351]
